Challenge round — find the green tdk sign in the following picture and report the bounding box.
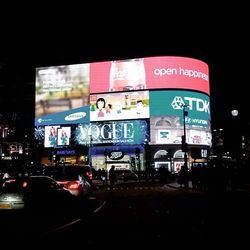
[150,90,210,127]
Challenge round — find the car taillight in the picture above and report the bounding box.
[22,181,28,187]
[86,171,93,180]
[67,181,80,190]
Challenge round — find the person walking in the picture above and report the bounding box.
[109,165,117,191]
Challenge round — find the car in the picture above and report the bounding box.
[47,164,94,187]
[51,167,91,197]
[114,168,138,182]
[0,178,25,210]
[0,175,74,211]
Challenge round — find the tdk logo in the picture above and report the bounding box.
[171,96,210,114]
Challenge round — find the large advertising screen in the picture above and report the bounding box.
[90,90,149,121]
[35,64,90,126]
[57,127,71,146]
[44,125,72,148]
[150,116,211,146]
[73,120,149,146]
[44,125,60,148]
[90,56,209,94]
[150,90,210,128]
[35,56,209,127]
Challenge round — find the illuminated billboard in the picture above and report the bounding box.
[90,90,149,121]
[35,64,90,126]
[57,127,71,146]
[44,125,60,148]
[90,56,209,94]
[35,56,210,129]
[150,90,210,128]
[44,125,72,148]
[150,116,212,146]
[73,120,149,146]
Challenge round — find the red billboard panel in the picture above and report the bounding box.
[90,56,209,95]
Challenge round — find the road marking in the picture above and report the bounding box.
[44,218,82,234]
[88,196,97,200]
[93,201,106,213]
[44,201,107,235]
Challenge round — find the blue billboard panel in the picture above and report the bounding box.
[74,120,149,146]
[35,106,90,126]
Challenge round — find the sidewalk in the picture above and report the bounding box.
[92,178,250,194]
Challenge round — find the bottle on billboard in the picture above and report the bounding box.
[109,58,146,92]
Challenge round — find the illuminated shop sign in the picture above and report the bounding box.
[108,151,124,160]
[150,90,210,127]
[56,149,76,155]
[74,120,149,146]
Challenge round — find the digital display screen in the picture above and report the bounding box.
[90,56,209,94]
[90,90,149,121]
[150,116,211,146]
[44,125,60,148]
[150,90,211,128]
[73,120,150,146]
[35,64,90,126]
[57,127,71,146]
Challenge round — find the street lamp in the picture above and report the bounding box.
[181,104,189,170]
[231,109,241,160]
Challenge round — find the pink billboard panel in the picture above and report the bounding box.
[90,56,209,95]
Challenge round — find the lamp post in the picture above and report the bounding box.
[104,148,108,170]
[88,130,92,168]
[231,109,241,160]
[182,104,189,170]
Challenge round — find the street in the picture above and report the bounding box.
[1,181,250,248]
[42,181,250,248]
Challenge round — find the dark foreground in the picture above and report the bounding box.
[1,182,250,248]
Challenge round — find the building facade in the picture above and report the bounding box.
[34,56,211,173]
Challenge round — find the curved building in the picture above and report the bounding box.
[35,56,211,174]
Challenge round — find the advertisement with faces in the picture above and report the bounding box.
[90,90,149,121]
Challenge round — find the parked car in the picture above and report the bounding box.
[0,175,74,211]
[114,169,138,182]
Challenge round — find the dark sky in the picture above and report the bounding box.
[0,9,249,131]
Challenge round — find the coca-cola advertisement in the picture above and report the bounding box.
[90,56,209,95]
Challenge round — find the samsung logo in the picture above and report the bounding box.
[65,112,86,121]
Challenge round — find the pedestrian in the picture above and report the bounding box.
[101,168,107,185]
[109,165,117,191]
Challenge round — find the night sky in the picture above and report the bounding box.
[0,10,249,133]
